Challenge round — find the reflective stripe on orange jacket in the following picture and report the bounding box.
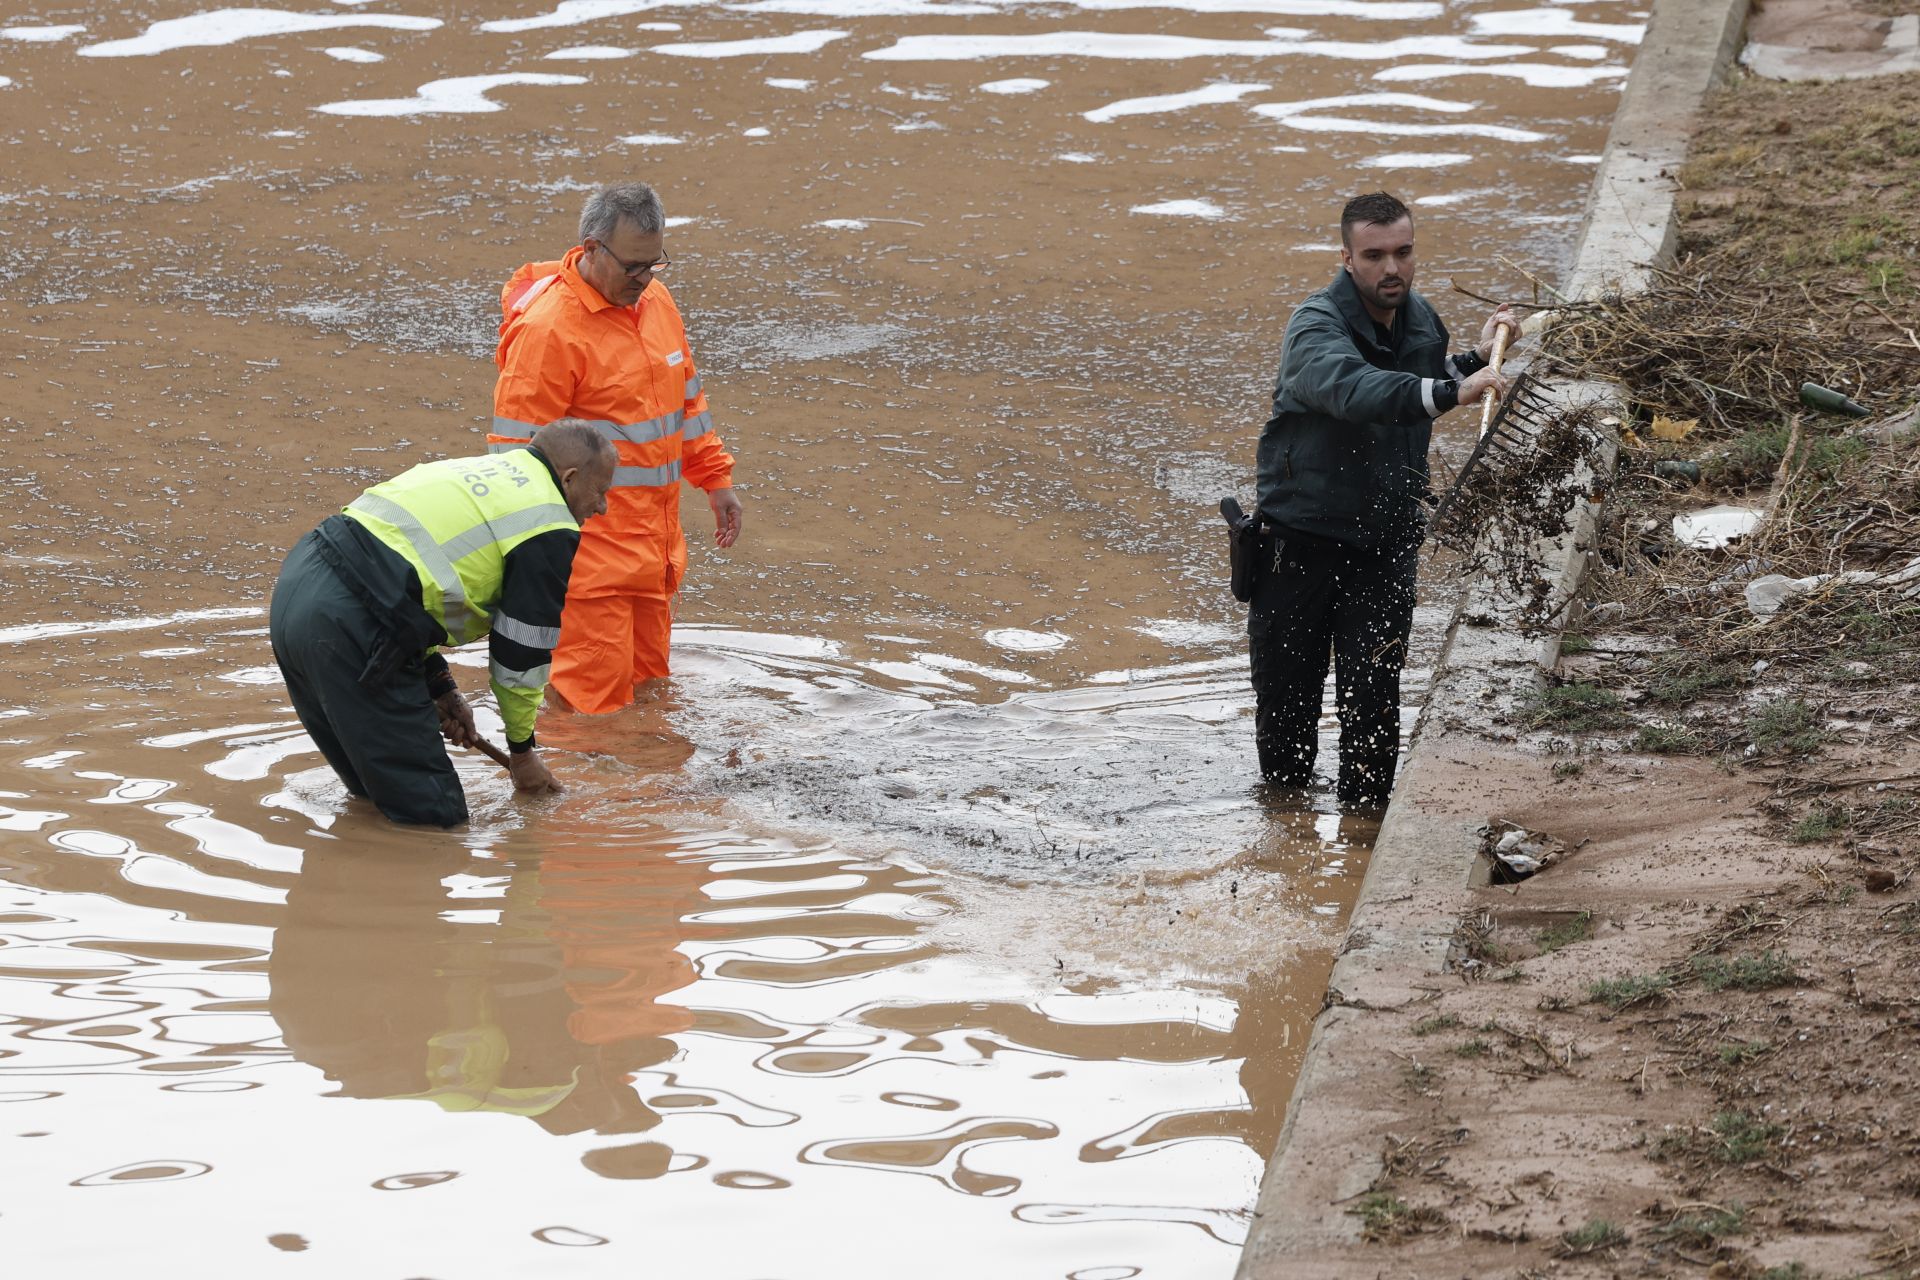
[490,247,733,599]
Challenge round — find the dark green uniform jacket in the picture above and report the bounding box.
[1255,269,1454,549]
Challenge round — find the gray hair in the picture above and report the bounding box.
[579,182,665,244]
[531,419,617,471]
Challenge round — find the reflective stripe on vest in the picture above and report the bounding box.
[683,373,703,399]
[343,451,577,646]
[493,611,561,649]
[492,412,684,449]
[680,409,714,443]
[489,440,685,490]
[347,491,473,641]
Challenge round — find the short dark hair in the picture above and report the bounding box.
[1340,192,1412,247]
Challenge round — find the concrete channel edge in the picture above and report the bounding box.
[1233,0,1755,1270]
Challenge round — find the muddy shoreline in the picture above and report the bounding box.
[1240,0,1920,1272]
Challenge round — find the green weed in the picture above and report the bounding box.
[1587,972,1673,1010]
[1748,699,1826,755]
[1537,911,1595,953]
[1692,950,1798,991]
[1559,632,1594,655]
[1637,723,1707,754]
[1646,657,1745,705]
[1710,1110,1783,1164]
[1411,1013,1459,1037]
[1553,760,1585,780]
[1653,1202,1748,1247]
[1525,683,1628,732]
[1348,1191,1445,1240]
[1557,1218,1628,1254]
[1452,1038,1490,1059]
[1791,807,1847,843]
[1717,1039,1771,1064]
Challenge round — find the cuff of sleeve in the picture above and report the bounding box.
[424,653,457,700]
[1419,377,1439,418]
[1434,379,1460,414]
[508,735,536,754]
[702,475,735,493]
[1451,349,1488,378]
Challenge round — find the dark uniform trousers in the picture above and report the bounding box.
[1248,532,1418,804]
[269,532,469,828]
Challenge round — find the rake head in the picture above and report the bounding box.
[1428,369,1558,541]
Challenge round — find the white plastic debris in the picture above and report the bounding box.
[1673,503,1763,550]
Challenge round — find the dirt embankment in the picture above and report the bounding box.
[1309,70,1920,1278]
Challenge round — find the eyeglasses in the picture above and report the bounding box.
[592,241,671,279]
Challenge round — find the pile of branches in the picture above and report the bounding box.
[1544,250,1920,435]
[1587,412,1920,679]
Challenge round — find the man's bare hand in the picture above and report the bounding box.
[708,486,743,549]
[1476,304,1519,361]
[508,749,565,795]
[1458,366,1512,406]
[434,689,478,749]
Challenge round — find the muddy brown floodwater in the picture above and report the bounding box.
[2,1,1631,1273]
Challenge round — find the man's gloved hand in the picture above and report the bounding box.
[435,689,478,749]
[508,749,565,795]
[1458,366,1512,406]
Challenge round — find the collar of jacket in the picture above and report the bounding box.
[523,445,565,494]
[558,244,655,315]
[1326,267,1429,357]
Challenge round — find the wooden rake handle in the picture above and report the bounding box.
[466,734,515,772]
[1477,321,1516,437]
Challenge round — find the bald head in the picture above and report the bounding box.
[532,421,617,523]
[532,420,615,473]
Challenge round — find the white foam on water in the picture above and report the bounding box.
[892,119,941,131]
[1056,151,1097,162]
[1550,42,1610,59]
[1132,198,1227,219]
[314,72,587,115]
[1084,80,1268,122]
[866,31,1534,62]
[1469,8,1644,42]
[728,0,994,12]
[1556,153,1602,164]
[815,218,869,228]
[618,132,684,143]
[665,215,697,226]
[743,125,772,136]
[1266,113,1547,141]
[1374,61,1628,87]
[637,20,682,28]
[980,77,1050,94]
[1015,0,1439,15]
[1362,150,1472,167]
[1134,619,1238,646]
[266,128,304,137]
[1,24,86,42]
[766,76,813,87]
[321,45,384,62]
[0,77,12,88]
[1251,90,1471,115]
[272,66,292,75]
[546,43,635,57]
[1290,241,1340,250]
[654,28,848,56]
[1270,143,1308,152]
[1412,186,1494,205]
[79,10,442,57]
[0,606,263,646]
[983,628,1069,651]
[478,0,673,33]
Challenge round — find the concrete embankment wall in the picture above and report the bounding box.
[1234,0,1753,1270]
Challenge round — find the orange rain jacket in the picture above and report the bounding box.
[489,247,734,601]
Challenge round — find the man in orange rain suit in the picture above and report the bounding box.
[491,182,743,715]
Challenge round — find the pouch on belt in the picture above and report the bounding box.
[1219,497,1279,603]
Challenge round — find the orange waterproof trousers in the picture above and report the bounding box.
[549,589,673,713]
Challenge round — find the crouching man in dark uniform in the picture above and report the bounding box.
[1251,192,1511,805]
[270,421,616,826]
